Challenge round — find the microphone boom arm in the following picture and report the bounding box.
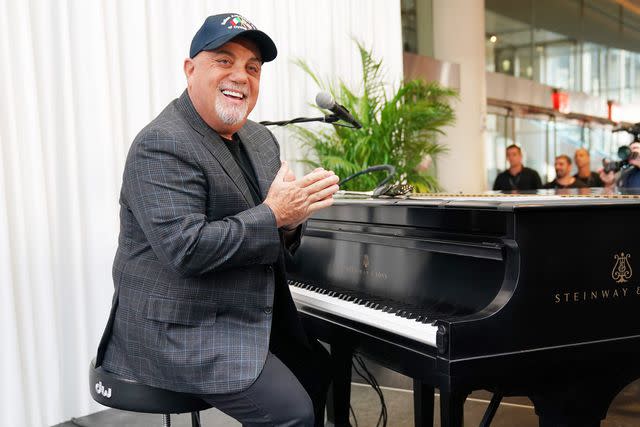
[259,114,357,128]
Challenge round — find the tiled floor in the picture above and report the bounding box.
[56,379,640,426]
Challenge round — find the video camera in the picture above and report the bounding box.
[603,123,640,173]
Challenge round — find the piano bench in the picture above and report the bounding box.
[89,359,212,427]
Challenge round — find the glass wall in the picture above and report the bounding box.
[400,0,418,53]
[485,114,513,186]
[515,117,552,180]
[485,9,640,104]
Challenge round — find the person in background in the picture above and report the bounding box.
[574,148,604,187]
[600,140,640,189]
[544,155,587,189]
[493,144,542,192]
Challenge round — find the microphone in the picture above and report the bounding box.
[315,92,362,129]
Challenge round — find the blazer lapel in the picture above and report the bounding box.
[202,132,256,207]
[176,90,255,207]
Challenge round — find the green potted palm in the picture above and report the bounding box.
[292,42,457,193]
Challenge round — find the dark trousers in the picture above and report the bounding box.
[199,339,331,427]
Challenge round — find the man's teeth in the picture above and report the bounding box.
[221,90,244,99]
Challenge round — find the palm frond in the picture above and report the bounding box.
[293,42,456,192]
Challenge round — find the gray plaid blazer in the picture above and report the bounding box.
[100,90,300,394]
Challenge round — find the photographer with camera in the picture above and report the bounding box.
[599,140,640,189]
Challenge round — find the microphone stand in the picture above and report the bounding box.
[259,109,406,196]
[259,114,356,128]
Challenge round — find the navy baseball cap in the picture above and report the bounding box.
[189,13,277,62]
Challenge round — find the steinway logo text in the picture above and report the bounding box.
[554,286,638,304]
[343,254,388,280]
[554,251,636,304]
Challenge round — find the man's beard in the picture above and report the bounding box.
[215,94,249,125]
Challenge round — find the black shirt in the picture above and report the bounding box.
[574,171,604,187]
[493,167,542,192]
[220,135,309,353]
[221,134,262,205]
[543,177,587,189]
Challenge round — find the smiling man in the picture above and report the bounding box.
[544,154,587,189]
[96,13,339,427]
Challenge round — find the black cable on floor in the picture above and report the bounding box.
[359,356,387,427]
[353,356,386,427]
[350,404,359,427]
[352,355,387,427]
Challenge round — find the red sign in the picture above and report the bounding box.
[608,100,620,122]
[552,90,569,113]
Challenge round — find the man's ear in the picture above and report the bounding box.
[184,58,195,80]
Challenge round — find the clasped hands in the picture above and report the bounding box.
[264,161,340,230]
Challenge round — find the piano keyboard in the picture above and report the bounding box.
[288,280,438,347]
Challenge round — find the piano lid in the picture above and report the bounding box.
[333,193,640,210]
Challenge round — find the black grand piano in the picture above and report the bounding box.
[285,194,640,427]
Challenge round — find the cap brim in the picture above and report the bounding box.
[197,29,277,62]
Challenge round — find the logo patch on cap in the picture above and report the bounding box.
[221,14,256,31]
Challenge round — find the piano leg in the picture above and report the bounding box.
[532,392,604,427]
[530,373,631,427]
[325,345,353,427]
[413,380,434,427]
[439,389,468,427]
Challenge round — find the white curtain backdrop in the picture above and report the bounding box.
[0,1,403,425]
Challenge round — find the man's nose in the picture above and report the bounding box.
[228,65,249,84]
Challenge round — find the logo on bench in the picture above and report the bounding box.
[95,381,112,398]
